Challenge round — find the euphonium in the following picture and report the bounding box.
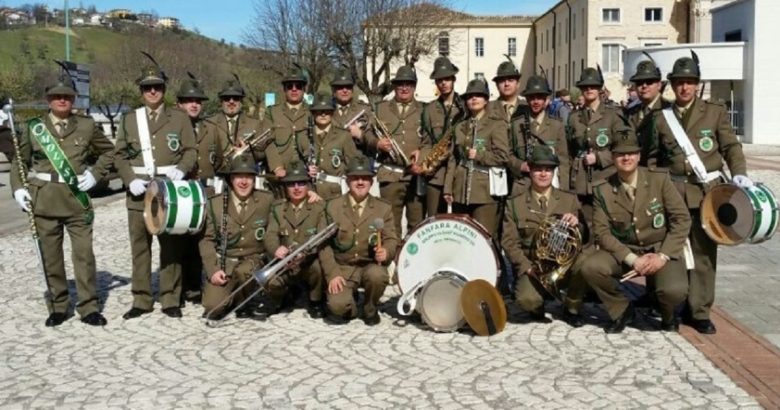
[531,215,582,298]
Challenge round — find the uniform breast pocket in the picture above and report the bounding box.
[253,219,267,241]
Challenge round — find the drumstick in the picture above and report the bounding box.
[447,203,453,214]
[373,217,384,249]
[620,270,639,283]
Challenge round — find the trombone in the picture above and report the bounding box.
[224,129,272,160]
[370,112,410,167]
[344,109,367,130]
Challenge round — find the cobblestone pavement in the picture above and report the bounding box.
[0,200,762,409]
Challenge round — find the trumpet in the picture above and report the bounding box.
[371,112,410,167]
[344,109,367,130]
[203,222,338,326]
[224,129,272,160]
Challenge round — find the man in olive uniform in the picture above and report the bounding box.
[204,77,264,169]
[265,68,312,180]
[416,56,465,215]
[330,68,373,156]
[200,154,275,319]
[264,161,327,318]
[319,156,398,325]
[568,67,635,226]
[650,55,750,334]
[365,65,427,237]
[580,134,690,333]
[11,68,114,327]
[501,146,586,326]
[624,59,669,163]
[307,95,361,200]
[487,56,522,126]
[508,75,570,195]
[114,61,197,319]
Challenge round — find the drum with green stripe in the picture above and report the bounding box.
[144,178,207,235]
[701,183,779,245]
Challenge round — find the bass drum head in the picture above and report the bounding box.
[418,272,467,332]
[701,183,780,245]
[143,178,166,235]
[396,215,499,294]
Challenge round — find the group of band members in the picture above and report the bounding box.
[11,51,751,334]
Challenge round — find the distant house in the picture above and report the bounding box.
[156,17,179,29]
[4,10,33,26]
[136,13,155,26]
[72,17,85,26]
[107,9,136,21]
[88,14,102,25]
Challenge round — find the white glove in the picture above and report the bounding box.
[732,175,754,188]
[166,167,185,181]
[14,188,32,212]
[77,171,97,192]
[128,179,149,196]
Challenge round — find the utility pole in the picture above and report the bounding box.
[64,0,70,61]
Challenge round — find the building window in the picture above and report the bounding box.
[581,9,585,36]
[508,37,517,57]
[572,13,576,40]
[538,33,542,54]
[558,22,562,46]
[438,32,449,56]
[602,44,621,72]
[474,73,485,81]
[602,8,620,23]
[475,37,484,57]
[546,29,550,51]
[643,42,663,47]
[644,8,662,22]
[725,30,742,42]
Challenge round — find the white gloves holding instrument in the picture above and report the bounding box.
[77,171,97,192]
[14,189,32,212]
[732,175,754,188]
[128,179,149,196]
[166,167,185,181]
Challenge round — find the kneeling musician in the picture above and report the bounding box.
[199,154,274,319]
[501,146,587,327]
[319,156,398,325]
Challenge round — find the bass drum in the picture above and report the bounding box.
[144,178,206,235]
[701,183,779,245]
[396,214,499,332]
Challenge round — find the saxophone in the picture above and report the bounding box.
[418,126,454,176]
[531,215,582,299]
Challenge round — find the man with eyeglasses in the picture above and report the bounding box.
[365,65,427,238]
[205,77,264,170]
[330,68,373,157]
[114,59,197,320]
[263,161,327,319]
[264,68,312,183]
[11,63,114,327]
[175,74,215,305]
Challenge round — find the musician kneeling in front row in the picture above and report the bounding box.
[579,135,690,333]
[263,161,326,318]
[501,146,588,327]
[200,154,274,319]
[319,156,398,325]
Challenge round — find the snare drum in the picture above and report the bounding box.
[701,183,779,245]
[144,178,207,235]
[396,214,499,332]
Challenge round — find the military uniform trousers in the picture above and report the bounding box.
[425,182,447,216]
[327,264,388,319]
[266,256,324,306]
[180,234,204,301]
[35,214,99,317]
[688,210,718,321]
[202,256,264,316]
[127,210,184,310]
[379,179,425,237]
[580,249,688,322]
[451,202,501,238]
[515,252,591,315]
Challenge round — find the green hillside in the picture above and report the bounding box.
[0,26,123,68]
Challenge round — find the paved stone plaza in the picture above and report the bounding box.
[0,200,765,409]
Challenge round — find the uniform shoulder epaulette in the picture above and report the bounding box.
[647,165,670,174]
[592,178,609,188]
[207,191,223,201]
[75,112,92,119]
[169,106,187,115]
[271,198,287,208]
[372,195,392,206]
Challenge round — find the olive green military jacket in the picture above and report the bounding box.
[501,188,582,275]
[443,114,510,204]
[114,105,197,211]
[318,194,399,282]
[509,111,570,190]
[650,98,747,208]
[486,98,517,128]
[593,167,691,263]
[204,112,264,171]
[11,114,114,218]
[420,94,464,186]
[332,99,373,156]
[188,117,223,182]
[199,189,275,277]
[262,103,312,173]
[264,199,326,256]
[365,99,428,183]
[312,126,361,199]
[567,104,635,195]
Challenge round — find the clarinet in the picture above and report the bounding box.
[306,116,316,183]
[465,118,477,206]
[520,106,533,162]
[218,187,230,274]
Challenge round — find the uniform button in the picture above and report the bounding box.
[294,229,298,234]
[240,225,244,228]
[633,217,637,221]
[586,128,590,131]
[356,229,359,234]
[639,241,644,246]
[292,126,296,131]
[152,147,156,150]
[240,237,244,240]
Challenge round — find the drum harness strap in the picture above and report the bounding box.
[134,107,157,178]
[661,108,723,184]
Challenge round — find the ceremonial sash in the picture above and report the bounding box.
[28,118,90,209]
[661,108,717,184]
